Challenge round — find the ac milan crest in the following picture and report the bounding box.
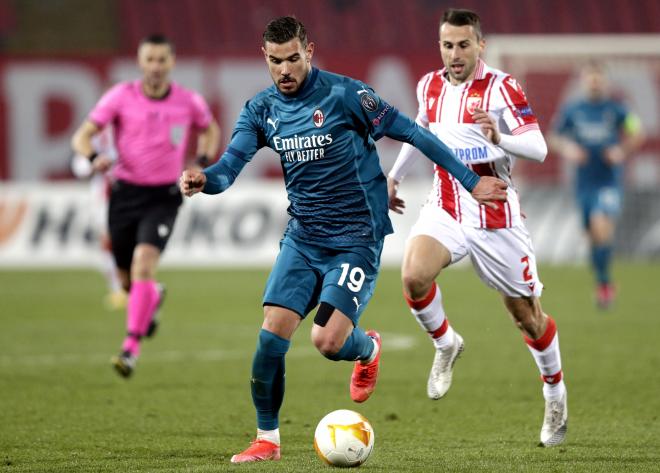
[313,108,324,127]
[466,94,482,114]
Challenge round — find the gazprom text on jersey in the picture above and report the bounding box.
[454,145,488,162]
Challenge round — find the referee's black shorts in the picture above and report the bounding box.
[108,180,183,271]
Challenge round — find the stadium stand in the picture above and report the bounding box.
[116,0,659,55]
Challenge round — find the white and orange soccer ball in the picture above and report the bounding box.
[313,409,374,467]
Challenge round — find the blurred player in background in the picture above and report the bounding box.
[180,16,506,463]
[549,62,644,309]
[387,8,568,447]
[70,126,127,311]
[71,34,221,378]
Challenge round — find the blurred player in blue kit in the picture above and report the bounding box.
[549,62,644,309]
[180,16,507,463]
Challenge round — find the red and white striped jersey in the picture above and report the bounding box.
[415,59,539,229]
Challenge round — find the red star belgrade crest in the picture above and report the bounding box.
[466,94,482,114]
[313,108,324,127]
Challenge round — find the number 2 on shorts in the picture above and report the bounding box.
[338,263,365,292]
[521,255,533,282]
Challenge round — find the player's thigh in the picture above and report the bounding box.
[263,237,323,318]
[108,218,137,271]
[465,225,544,298]
[594,186,623,219]
[577,192,594,230]
[108,186,139,271]
[589,186,621,242]
[136,190,182,252]
[318,241,384,326]
[406,205,468,276]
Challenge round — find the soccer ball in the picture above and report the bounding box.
[313,409,374,467]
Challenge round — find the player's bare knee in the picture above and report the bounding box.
[311,328,342,357]
[313,335,343,358]
[312,303,342,356]
[402,272,434,300]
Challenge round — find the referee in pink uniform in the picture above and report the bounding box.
[72,34,220,378]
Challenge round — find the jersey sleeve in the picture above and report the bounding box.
[612,102,628,129]
[414,73,433,127]
[202,100,266,194]
[385,112,479,192]
[343,80,398,141]
[190,91,213,129]
[89,83,124,128]
[498,75,540,135]
[551,104,575,136]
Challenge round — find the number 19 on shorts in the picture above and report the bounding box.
[338,263,365,292]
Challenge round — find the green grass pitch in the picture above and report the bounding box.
[1,263,659,472]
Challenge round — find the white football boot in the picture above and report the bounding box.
[540,391,568,447]
[427,332,464,400]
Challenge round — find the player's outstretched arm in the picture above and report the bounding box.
[384,112,507,205]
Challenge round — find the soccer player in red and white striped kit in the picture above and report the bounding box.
[387,8,567,447]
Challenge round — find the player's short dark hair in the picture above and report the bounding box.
[263,16,308,47]
[139,33,175,54]
[441,8,483,39]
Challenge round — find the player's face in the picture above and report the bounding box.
[439,23,484,85]
[138,43,175,89]
[582,68,608,100]
[262,38,314,95]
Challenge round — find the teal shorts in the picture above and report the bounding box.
[263,235,384,325]
[578,186,622,228]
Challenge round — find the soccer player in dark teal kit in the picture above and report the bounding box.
[550,62,644,309]
[180,16,507,463]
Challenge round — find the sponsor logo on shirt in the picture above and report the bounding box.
[453,145,489,162]
[272,133,334,163]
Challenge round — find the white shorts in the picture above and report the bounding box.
[408,205,544,298]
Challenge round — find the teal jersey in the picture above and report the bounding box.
[203,67,478,247]
[553,98,628,191]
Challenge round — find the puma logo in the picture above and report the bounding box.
[267,117,279,130]
[353,297,362,312]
